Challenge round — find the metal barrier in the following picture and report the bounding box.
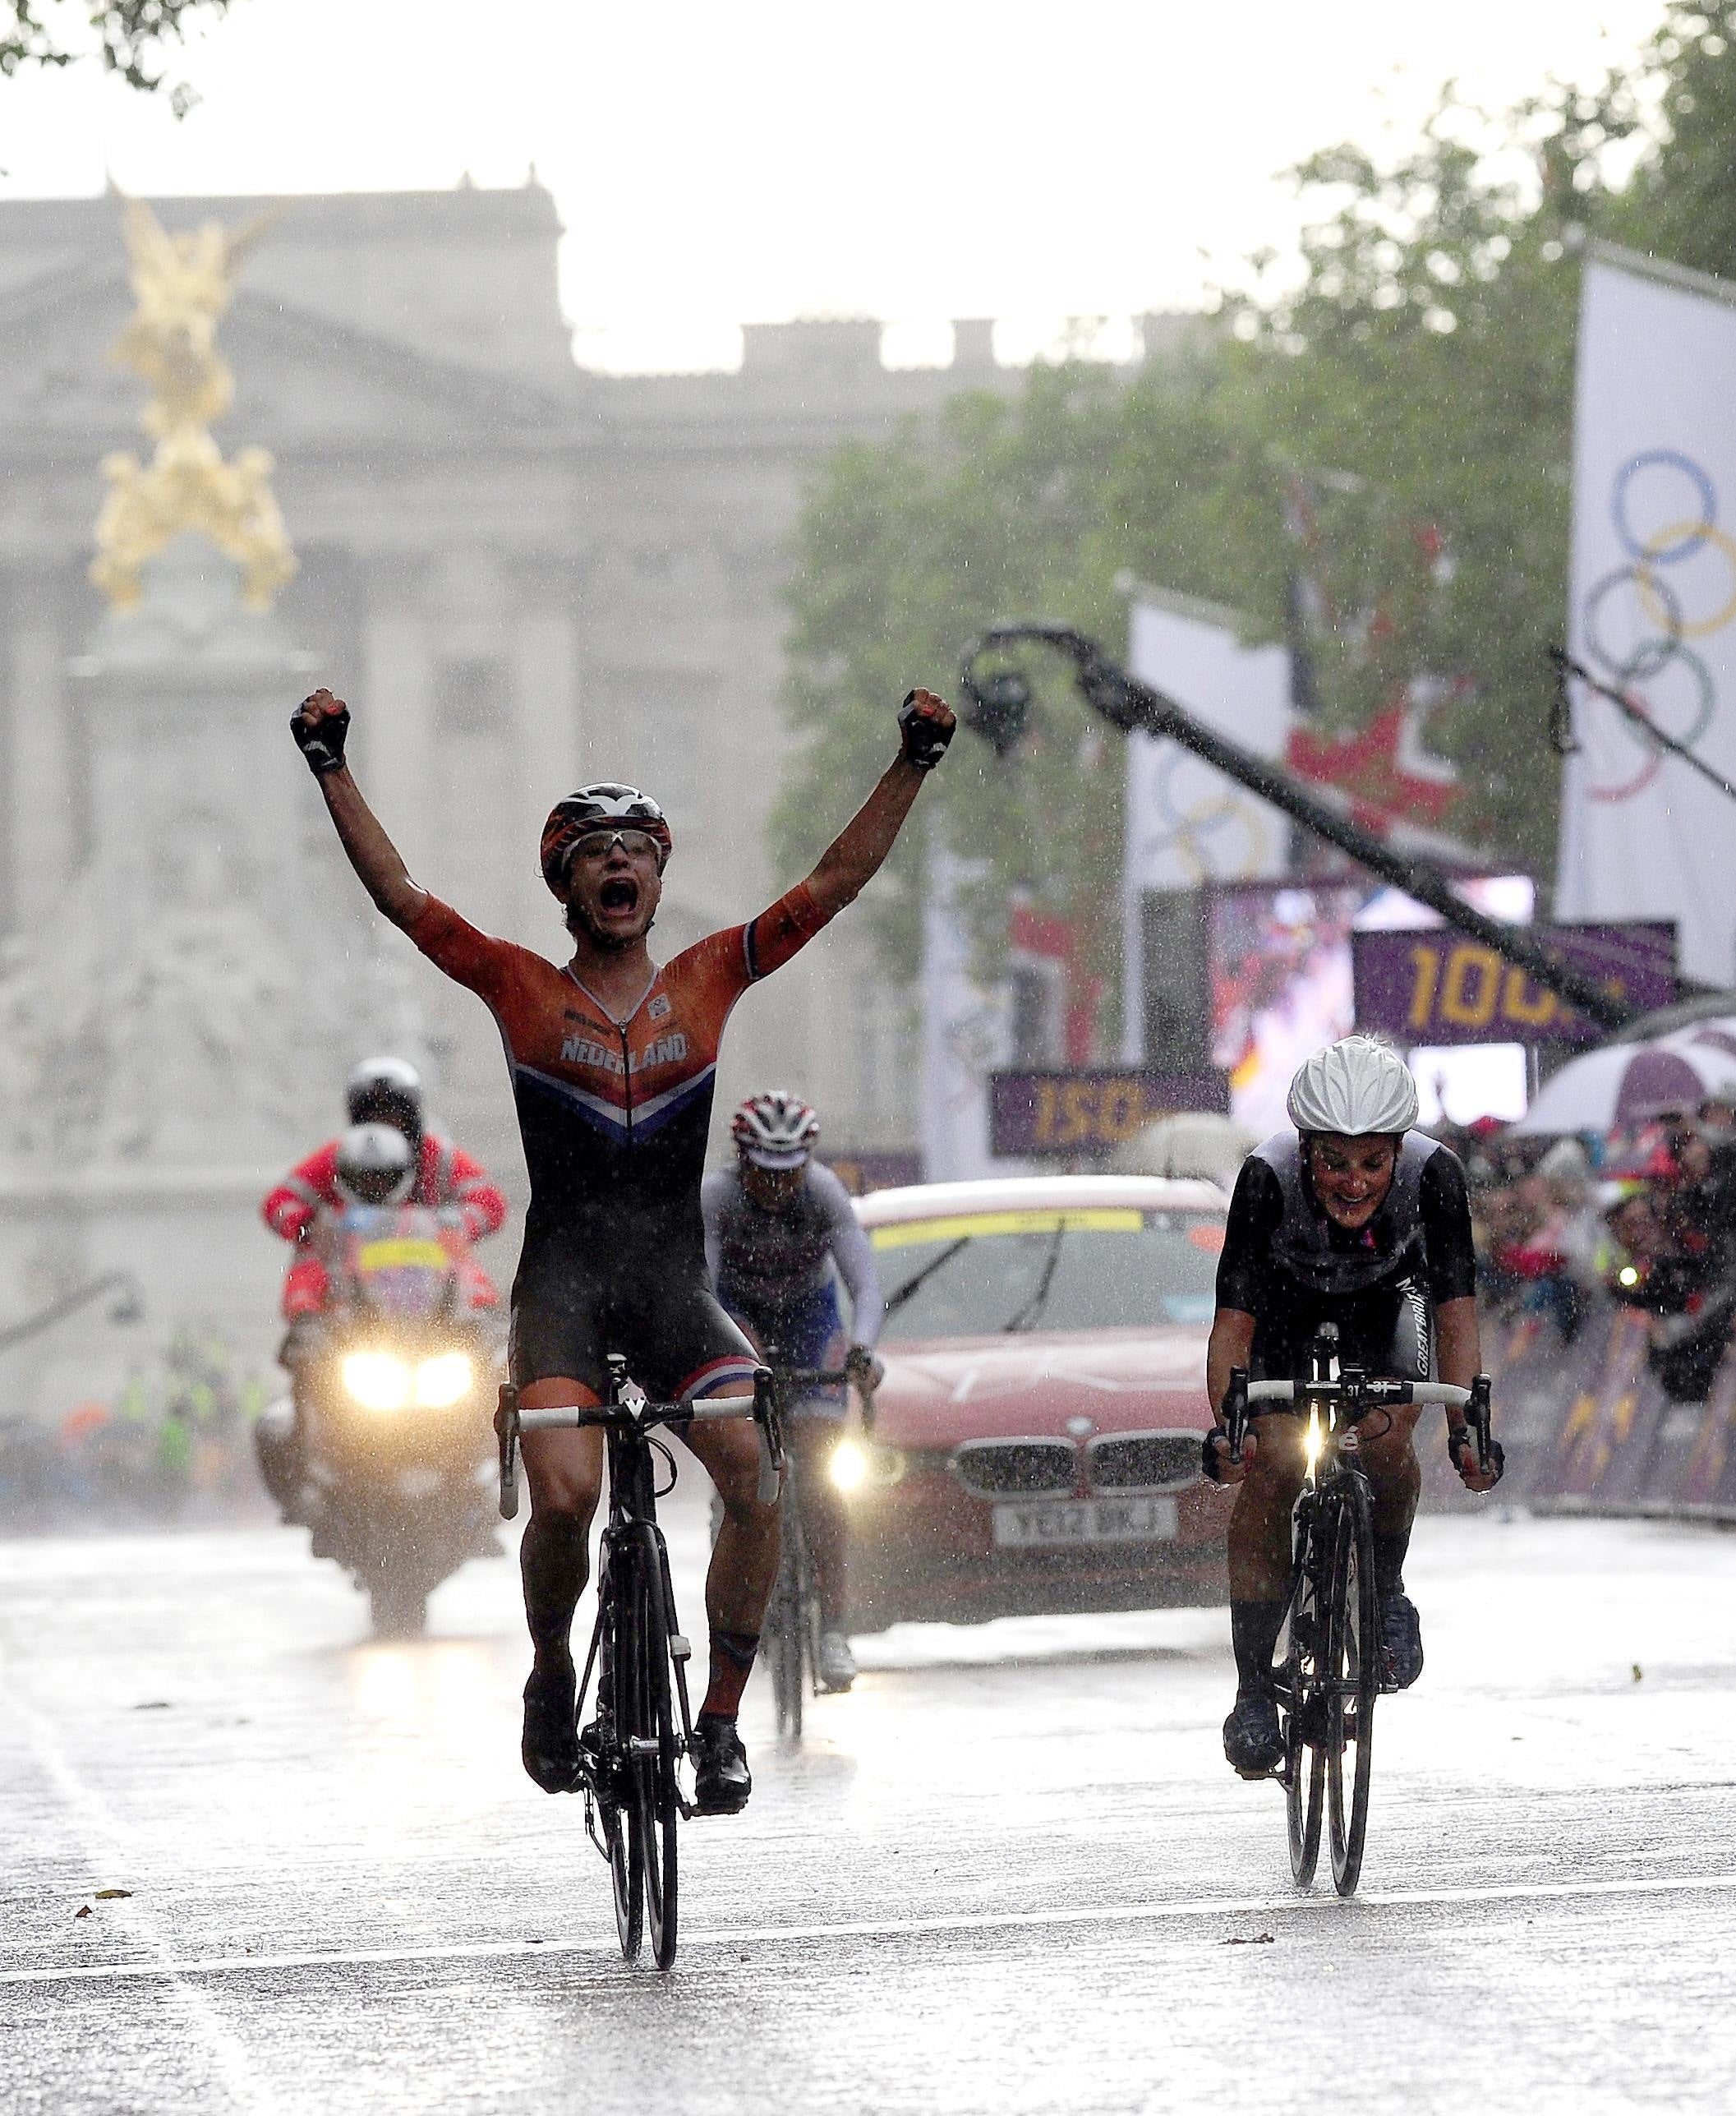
[1421,1294,1736,1523]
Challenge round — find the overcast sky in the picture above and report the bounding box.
[0,0,1671,370]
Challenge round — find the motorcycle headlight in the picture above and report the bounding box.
[343,1351,412,1413]
[414,1352,475,1408]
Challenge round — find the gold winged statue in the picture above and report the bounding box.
[90,194,298,612]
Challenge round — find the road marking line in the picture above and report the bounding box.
[5,1869,1736,1989]
[0,1669,284,2114]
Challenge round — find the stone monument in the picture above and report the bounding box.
[0,199,408,1423]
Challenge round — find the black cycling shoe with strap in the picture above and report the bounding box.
[1379,1591,1425,1691]
[1223,1690,1285,1777]
[690,1713,753,1814]
[522,1657,581,1793]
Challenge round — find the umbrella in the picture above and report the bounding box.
[1659,1017,1736,1076]
[1109,1111,1259,1187]
[1512,1040,1733,1137]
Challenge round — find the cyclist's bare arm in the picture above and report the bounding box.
[291,689,428,930]
[804,688,955,921]
[1207,1307,1256,1418]
[1436,1296,1499,1489]
[1435,1296,1480,1390]
[1205,1308,1257,1481]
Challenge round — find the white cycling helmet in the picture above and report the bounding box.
[335,1123,416,1207]
[731,1089,820,1170]
[1287,1036,1420,1138]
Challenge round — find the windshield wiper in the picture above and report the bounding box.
[1002,1225,1066,1334]
[884,1237,972,1320]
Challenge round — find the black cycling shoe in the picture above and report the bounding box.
[1223,1690,1285,1777]
[1380,1592,1425,1690]
[690,1713,752,1814]
[522,1658,581,1793]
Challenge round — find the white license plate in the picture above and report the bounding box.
[992,1495,1179,1549]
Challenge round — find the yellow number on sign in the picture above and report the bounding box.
[1408,943,1442,1030]
[1439,943,1501,1030]
[1500,967,1559,1030]
[1057,1081,1094,1147]
[1032,1078,1062,1148]
[1099,1079,1145,1142]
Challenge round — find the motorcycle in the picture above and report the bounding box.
[256,1202,502,1634]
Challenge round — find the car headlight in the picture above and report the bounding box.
[343,1351,412,1413]
[415,1352,475,1408]
[831,1439,906,1492]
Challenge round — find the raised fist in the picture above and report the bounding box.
[290,689,352,777]
[898,687,956,772]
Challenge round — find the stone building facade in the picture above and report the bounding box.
[0,183,1042,1182]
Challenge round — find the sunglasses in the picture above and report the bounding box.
[569,828,662,864]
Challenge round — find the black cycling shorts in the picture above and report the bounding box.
[508,1240,758,1403]
[1250,1275,1434,1388]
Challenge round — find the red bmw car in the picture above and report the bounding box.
[838,1174,1233,1630]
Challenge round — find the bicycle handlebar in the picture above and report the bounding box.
[493,1375,784,1519]
[1242,1379,1473,1408]
[1223,1367,1494,1476]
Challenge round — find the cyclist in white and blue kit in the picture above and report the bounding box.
[702,1091,884,1692]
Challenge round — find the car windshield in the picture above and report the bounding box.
[873,1207,1223,1342]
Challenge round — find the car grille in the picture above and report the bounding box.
[1087,1431,1203,1493]
[951,1438,1077,1500]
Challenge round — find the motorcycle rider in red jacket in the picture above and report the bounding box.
[255,1058,507,1525]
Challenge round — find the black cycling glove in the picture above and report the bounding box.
[1201,1427,1232,1482]
[899,691,954,771]
[291,696,351,776]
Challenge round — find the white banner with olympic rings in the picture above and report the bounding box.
[1121,589,1292,1060]
[1559,246,1736,984]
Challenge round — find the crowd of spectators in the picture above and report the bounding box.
[1438,1090,1736,1401]
[0,1328,271,1533]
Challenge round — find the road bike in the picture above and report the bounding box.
[1223,1323,1492,1897]
[495,1357,782,1970]
[757,1364,876,1743]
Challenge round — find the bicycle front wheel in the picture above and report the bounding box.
[602,1582,644,1962]
[624,1532,681,1970]
[767,1514,806,1744]
[1324,1476,1379,1897]
[1282,1519,1324,1889]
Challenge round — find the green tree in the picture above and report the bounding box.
[2,2,233,108]
[778,3,1736,1011]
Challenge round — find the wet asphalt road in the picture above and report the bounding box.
[3,1494,1735,2116]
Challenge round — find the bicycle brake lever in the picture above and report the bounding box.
[494,1385,521,1521]
[1470,1376,1494,1475]
[752,1367,784,1505]
[1224,1367,1249,1464]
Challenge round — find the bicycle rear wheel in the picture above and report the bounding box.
[1282,1521,1325,1889]
[1324,1476,1379,1897]
[601,1582,644,1962]
[624,1531,681,1969]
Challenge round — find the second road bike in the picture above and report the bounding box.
[1223,1321,1493,1897]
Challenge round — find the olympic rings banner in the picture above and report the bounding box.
[1559,244,1736,986]
[1121,589,1292,1061]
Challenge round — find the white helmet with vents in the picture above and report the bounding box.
[1287,1037,1420,1138]
[731,1090,820,1169]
